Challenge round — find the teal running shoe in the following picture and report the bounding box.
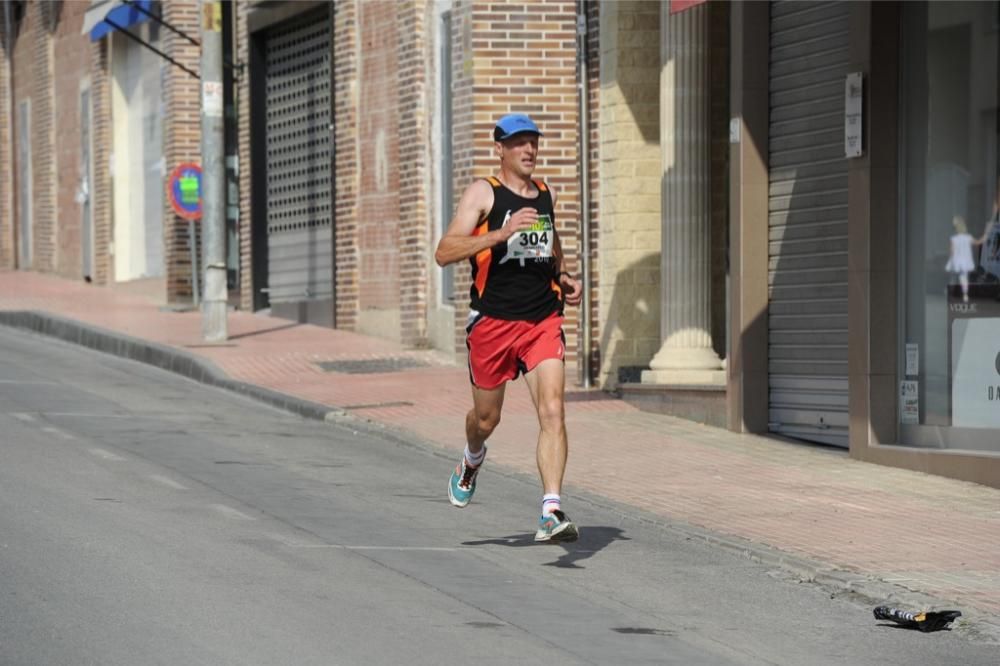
[534,509,579,543]
[448,456,483,508]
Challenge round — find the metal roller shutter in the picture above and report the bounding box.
[264,8,332,309]
[767,1,850,447]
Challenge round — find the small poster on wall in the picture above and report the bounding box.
[951,317,1000,428]
[900,380,919,424]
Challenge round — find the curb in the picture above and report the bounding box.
[3,308,999,643]
[0,310,336,422]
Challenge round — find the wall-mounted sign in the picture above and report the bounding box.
[951,317,1000,428]
[905,343,919,377]
[168,163,202,221]
[900,380,919,424]
[845,72,863,158]
[203,81,224,118]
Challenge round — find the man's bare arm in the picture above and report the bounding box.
[549,186,582,306]
[435,180,535,267]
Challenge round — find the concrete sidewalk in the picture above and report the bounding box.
[2,270,999,632]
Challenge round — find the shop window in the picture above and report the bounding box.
[899,1,1000,450]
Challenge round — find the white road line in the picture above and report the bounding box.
[0,380,59,385]
[210,504,257,521]
[45,413,134,419]
[88,448,126,462]
[149,475,189,490]
[287,544,466,552]
[11,413,36,423]
[41,426,75,440]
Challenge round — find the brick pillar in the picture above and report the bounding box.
[235,0,252,311]
[334,0,360,329]
[90,38,113,285]
[357,0,401,340]
[398,0,429,346]
[162,0,202,303]
[31,1,57,272]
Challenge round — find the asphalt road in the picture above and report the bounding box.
[0,326,995,665]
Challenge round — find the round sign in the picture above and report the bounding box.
[168,162,203,220]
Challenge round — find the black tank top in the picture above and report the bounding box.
[468,177,563,321]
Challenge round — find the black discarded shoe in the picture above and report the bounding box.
[873,606,962,632]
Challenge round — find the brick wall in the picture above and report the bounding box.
[597,0,662,388]
[0,22,12,269]
[52,0,92,280]
[236,0,252,310]
[356,0,402,339]
[448,0,582,363]
[30,1,56,272]
[90,38,113,285]
[333,0,359,329]
[398,0,429,347]
[162,1,202,302]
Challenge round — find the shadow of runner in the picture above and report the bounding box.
[462,526,629,569]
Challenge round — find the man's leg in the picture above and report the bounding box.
[449,382,506,508]
[466,383,506,454]
[524,358,567,494]
[524,358,567,495]
[524,357,577,542]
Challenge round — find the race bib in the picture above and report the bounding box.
[500,212,554,266]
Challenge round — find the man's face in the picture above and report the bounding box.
[496,134,539,177]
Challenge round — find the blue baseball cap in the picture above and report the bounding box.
[493,113,543,141]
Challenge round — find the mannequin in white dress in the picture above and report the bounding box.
[946,211,997,303]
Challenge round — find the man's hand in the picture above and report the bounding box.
[560,273,582,306]
[498,207,538,242]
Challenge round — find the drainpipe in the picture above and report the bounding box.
[575,0,592,388]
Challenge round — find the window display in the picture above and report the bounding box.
[899,1,1000,451]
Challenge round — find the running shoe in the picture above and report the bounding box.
[534,509,579,542]
[448,457,482,508]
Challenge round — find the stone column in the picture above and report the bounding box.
[642,2,724,386]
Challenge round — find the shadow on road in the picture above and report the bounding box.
[462,526,629,569]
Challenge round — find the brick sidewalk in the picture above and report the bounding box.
[3,270,999,621]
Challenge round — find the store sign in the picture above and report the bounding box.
[951,317,1000,428]
[670,0,707,14]
[844,72,863,158]
[167,163,202,221]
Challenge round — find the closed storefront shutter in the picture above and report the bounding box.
[263,7,332,316]
[767,1,850,447]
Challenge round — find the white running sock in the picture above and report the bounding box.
[542,494,561,516]
[464,445,486,468]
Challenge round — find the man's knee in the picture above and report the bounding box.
[473,408,501,436]
[536,397,564,432]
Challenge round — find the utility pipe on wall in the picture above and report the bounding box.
[576,1,592,388]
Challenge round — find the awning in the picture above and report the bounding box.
[81,0,153,42]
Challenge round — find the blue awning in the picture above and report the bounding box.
[81,0,153,42]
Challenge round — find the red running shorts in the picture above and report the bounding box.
[466,312,565,390]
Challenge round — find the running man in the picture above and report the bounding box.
[434,113,583,543]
